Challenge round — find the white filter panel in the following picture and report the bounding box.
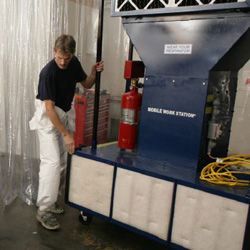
[228,60,250,154]
[172,185,249,250]
[112,168,174,240]
[68,155,114,217]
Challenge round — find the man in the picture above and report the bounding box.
[29,34,104,230]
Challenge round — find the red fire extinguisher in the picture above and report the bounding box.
[118,79,142,150]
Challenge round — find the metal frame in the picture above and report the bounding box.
[66,146,250,249]
[92,0,104,150]
[111,0,250,17]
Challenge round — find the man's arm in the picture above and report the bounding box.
[80,61,104,89]
[45,100,75,154]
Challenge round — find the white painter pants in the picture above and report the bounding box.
[29,100,75,212]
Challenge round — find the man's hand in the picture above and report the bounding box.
[63,132,75,155]
[81,61,104,89]
[45,100,75,154]
[93,61,104,73]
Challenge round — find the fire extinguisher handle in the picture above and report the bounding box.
[136,82,144,88]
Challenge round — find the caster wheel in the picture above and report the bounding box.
[79,211,93,225]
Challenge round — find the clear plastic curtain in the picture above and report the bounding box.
[73,0,99,74]
[0,0,129,211]
[0,0,69,210]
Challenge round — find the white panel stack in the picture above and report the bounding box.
[68,155,114,216]
[112,168,174,240]
[172,185,249,250]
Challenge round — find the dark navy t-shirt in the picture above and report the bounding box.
[36,56,87,112]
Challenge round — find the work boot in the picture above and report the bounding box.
[36,211,60,230]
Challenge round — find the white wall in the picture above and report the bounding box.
[228,59,250,154]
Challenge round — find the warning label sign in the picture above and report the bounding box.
[164,44,192,54]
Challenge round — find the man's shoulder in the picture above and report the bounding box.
[71,55,81,65]
[40,59,56,77]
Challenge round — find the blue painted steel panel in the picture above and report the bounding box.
[137,76,208,169]
[123,14,250,78]
[122,13,250,169]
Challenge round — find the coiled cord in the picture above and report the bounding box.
[200,154,250,187]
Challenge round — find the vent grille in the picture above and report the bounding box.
[115,0,243,12]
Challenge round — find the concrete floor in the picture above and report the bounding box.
[0,153,172,250]
[0,197,171,250]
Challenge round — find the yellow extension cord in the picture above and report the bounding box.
[200,154,250,187]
